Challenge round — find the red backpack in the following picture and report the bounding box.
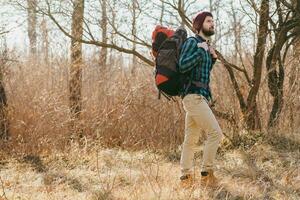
[151,25,174,58]
[152,26,191,99]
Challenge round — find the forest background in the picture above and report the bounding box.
[0,0,299,199]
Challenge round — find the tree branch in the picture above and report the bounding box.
[216,50,247,111]
[107,17,151,48]
[0,31,9,36]
[212,108,236,125]
[43,2,154,66]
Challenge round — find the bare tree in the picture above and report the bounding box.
[108,0,117,66]
[245,0,269,130]
[159,0,165,25]
[168,0,193,30]
[44,0,299,132]
[198,0,269,130]
[229,2,243,64]
[216,0,299,130]
[265,0,300,127]
[69,0,85,137]
[178,0,185,26]
[288,38,300,131]
[40,16,49,65]
[45,5,154,66]
[99,0,108,68]
[27,0,37,57]
[0,40,9,140]
[131,0,138,71]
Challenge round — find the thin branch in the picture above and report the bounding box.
[0,31,9,35]
[161,0,192,27]
[0,176,8,200]
[43,2,154,66]
[216,50,247,111]
[82,18,96,41]
[107,18,151,48]
[212,108,236,125]
[279,0,294,10]
[217,52,248,73]
[185,0,197,11]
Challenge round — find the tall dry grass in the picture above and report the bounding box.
[0,51,298,200]
[0,50,299,156]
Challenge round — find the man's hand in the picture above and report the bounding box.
[197,42,218,60]
[197,42,209,51]
[209,46,218,59]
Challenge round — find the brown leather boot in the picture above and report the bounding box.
[180,174,195,188]
[200,169,219,188]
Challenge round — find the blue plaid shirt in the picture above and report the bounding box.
[178,35,216,101]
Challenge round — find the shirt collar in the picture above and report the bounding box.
[195,34,210,43]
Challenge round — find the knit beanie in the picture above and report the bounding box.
[192,12,213,33]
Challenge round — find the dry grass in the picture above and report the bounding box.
[0,138,299,200]
[2,56,189,154]
[2,55,298,154]
[0,52,298,199]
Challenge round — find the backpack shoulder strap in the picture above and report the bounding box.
[181,37,200,50]
[187,36,200,43]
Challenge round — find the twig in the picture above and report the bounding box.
[222,131,235,146]
[0,31,9,36]
[41,1,154,66]
[0,176,8,200]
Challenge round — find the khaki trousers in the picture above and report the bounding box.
[180,94,223,175]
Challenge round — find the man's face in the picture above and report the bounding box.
[202,16,215,36]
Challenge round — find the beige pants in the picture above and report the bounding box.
[180,94,223,175]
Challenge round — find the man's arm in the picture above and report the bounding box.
[178,39,204,73]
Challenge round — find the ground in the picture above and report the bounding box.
[0,139,299,200]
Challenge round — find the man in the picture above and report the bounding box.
[178,11,223,188]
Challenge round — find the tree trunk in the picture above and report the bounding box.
[267,46,285,127]
[109,0,117,66]
[131,0,138,73]
[0,47,9,140]
[159,0,164,25]
[100,0,107,68]
[288,39,300,131]
[209,0,213,12]
[231,3,241,64]
[27,0,37,57]
[0,84,8,140]
[245,0,269,130]
[266,0,300,128]
[41,16,49,65]
[70,0,84,138]
[179,0,185,26]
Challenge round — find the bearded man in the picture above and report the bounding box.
[178,11,223,188]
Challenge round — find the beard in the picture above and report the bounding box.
[202,27,215,36]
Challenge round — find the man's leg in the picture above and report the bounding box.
[194,104,222,172]
[180,94,202,176]
[184,94,223,172]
